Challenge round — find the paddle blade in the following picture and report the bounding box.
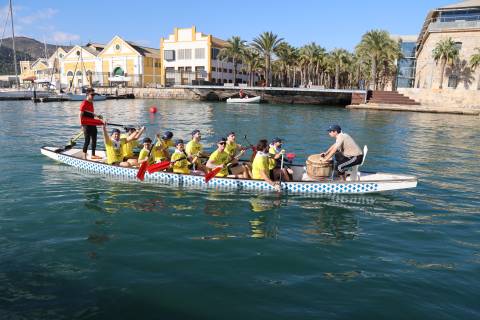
[81,117,104,126]
[205,167,222,183]
[147,161,171,174]
[286,153,296,161]
[137,161,148,181]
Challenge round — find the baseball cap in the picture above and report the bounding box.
[272,137,282,143]
[327,124,341,132]
[217,137,227,143]
[142,137,152,144]
[175,139,184,146]
[162,131,173,139]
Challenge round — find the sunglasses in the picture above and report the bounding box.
[218,142,226,145]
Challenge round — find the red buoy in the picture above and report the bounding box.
[149,106,157,113]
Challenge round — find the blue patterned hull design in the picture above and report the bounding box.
[57,153,379,194]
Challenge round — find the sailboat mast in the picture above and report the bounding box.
[9,0,19,87]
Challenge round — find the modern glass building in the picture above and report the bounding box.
[392,35,417,88]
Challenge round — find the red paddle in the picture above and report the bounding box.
[137,137,158,181]
[147,157,187,174]
[204,166,223,183]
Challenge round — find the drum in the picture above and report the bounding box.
[306,154,333,178]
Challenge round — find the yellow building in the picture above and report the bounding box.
[97,35,161,87]
[19,47,68,87]
[160,26,251,86]
[60,44,104,90]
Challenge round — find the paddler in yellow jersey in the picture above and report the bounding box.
[206,137,231,177]
[251,139,281,192]
[268,137,292,181]
[102,123,144,167]
[171,139,195,174]
[224,132,250,178]
[121,127,142,161]
[153,130,174,163]
[185,129,208,173]
[138,137,155,165]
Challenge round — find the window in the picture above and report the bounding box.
[454,42,462,51]
[178,49,192,60]
[115,44,121,51]
[67,71,74,77]
[76,50,80,56]
[223,68,227,73]
[59,53,64,58]
[164,50,175,61]
[76,71,82,76]
[211,48,220,60]
[185,66,192,72]
[195,48,205,59]
[448,75,458,88]
[228,69,232,73]
[211,67,216,72]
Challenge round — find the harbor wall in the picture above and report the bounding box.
[398,88,480,110]
[94,86,366,106]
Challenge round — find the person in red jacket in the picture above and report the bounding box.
[79,88,103,160]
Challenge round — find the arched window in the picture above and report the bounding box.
[76,71,82,76]
[113,67,124,76]
[86,70,93,76]
[67,71,74,77]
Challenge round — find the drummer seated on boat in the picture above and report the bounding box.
[268,137,292,182]
[320,124,363,180]
[153,130,174,163]
[171,139,194,174]
[225,132,251,178]
[186,129,209,173]
[252,139,281,192]
[102,123,145,167]
[138,137,155,165]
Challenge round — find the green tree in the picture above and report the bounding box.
[356,29,397,90]
[469,47,480,88]
[432,38,459,89]
[218,36,247,85]
[242,48,261,86]
[330,48,350,89]
[251,31,284,86]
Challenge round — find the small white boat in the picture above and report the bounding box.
[64,93,107,101]
[226,96,261,104]
[40,146,418,194]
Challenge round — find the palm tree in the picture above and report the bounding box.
[274,42,297,87]
[432,38,459,89]
[469,47,480,89]
[251,31,284,86]
[355,30,394,90]
[242,48,261,86]
[330,48,350,89]
[218,36,246,85]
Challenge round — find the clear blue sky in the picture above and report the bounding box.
[3,0,454,51]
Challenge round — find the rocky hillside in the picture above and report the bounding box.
[0,36,72,75]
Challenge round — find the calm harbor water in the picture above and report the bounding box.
[1,99,479,319]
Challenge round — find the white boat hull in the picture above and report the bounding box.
[226,96,261,103]
[40,147,417,194]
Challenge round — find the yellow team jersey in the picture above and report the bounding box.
[268,146,278,170]
[185,140,203,157]
[252,152,270,180]
[105,138,126,165]
[138,148,154,165]
[171,151,190,174]
[225,141,239,157]
[153,139,174,162]
[120,133,138,158]
[208,150,230,177]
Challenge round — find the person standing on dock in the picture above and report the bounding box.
[79,88,102,160]
[320,124,363,180]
